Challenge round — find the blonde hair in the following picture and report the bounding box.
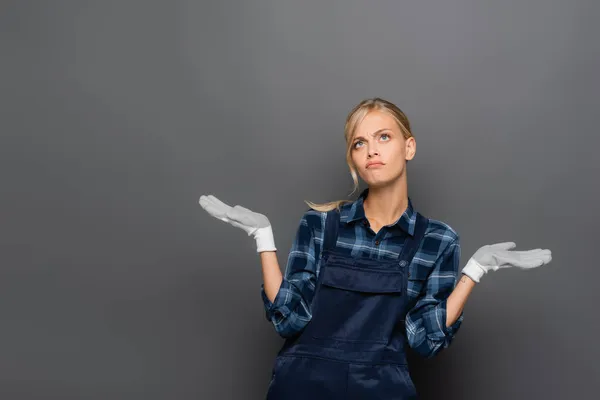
[304,97,414,212]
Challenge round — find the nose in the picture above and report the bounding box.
[367,146,379,158]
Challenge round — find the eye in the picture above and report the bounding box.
[380,133,390,141]
[353,140,364,149]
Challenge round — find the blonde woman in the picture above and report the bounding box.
[199,98,552,399]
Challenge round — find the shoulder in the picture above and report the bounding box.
[298,208,328,233]
[422,215,460,251]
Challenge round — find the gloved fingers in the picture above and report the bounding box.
[496,254,548,269]
[233,205,255,214]
[527,250,552,264]
[494,248,550,258]
[488,242,517,251]
[510,248,542,254]
[501,249,552,262]
[204,195,234,211]
[201,202,230,221]
[198,194,209,207]
[199,195,232,220]
[229,205,258,222]
[513,249,551,259]
[199,195,217,212]
[227,205,262,227]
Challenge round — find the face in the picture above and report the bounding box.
[350,110,416,188]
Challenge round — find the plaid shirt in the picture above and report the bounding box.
[261,189,464,358]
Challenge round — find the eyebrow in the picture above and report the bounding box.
[352,128,393,141]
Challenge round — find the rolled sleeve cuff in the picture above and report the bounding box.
[424,299,464,342]
[261,280,293,323]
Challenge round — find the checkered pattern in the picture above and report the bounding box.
[261,189,463,358]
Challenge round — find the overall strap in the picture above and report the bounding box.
[397,212,429,262]
[322,208,340,253]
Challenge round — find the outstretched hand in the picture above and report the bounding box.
[199,195,277,253]
[462,242,552,283]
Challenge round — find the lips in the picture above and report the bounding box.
[366,162,385,168]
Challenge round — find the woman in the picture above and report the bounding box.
[199,98,552,399]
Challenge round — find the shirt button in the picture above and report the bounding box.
[362,220,369,226]
[375,240,380,246]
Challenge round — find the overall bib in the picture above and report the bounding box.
[266,208,429,400]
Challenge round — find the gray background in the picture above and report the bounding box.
[1,0,598,399]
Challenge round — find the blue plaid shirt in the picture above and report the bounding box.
[261,189,464,358]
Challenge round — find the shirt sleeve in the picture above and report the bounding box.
[261,210,323,338]
[405,235,463,358]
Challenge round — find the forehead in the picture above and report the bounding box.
[354,110,398,137]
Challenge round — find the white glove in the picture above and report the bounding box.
[199,194,277,253]
[462,242,552,283]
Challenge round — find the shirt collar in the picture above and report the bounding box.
[339,188,417,236]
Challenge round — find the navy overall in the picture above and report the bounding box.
[266,208,429,399]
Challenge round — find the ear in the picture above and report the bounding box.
[405,137,416,160]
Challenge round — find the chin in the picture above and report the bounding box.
[362,177,394,188]
[361,172,404,189]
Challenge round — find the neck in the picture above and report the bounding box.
[363,178,409,227]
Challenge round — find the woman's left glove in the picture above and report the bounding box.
[462,242,552,283]
[199,194,277,253]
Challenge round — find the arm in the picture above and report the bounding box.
[445,273,476,327]
[406,237,553,357]
[199,195,322,338]
[405,236,463,359]
[260,211,322,338]
[445,239,554,325]
[260,251,283,304]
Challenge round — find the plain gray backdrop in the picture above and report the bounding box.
[1,0,598,399]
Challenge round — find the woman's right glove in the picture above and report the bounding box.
[199,194,277,253]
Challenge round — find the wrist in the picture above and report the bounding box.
[458,273,477,286]
[254,225,277,253]
[461,257,486,283]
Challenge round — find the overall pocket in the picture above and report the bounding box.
[308,262,406,344]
